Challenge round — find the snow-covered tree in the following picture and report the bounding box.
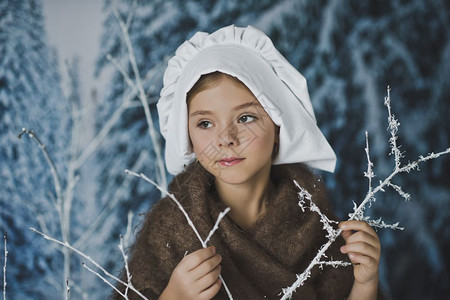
[0,0,70,298]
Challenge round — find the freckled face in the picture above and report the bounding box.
[188,76,278,185]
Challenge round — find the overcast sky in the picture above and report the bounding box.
[42,0,107,103]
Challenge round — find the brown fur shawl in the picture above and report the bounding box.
[113,163,354,299]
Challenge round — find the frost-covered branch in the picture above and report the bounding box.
[279,184,350,299]
[385,86,403,169]
[347,87,450,225]
[125,170,234,300]
[365,217,404,230]
[364,131,375,198]
[294,181,338,240]
[3,232,7,300]
[280,86,450,299]
[317,260,352,269]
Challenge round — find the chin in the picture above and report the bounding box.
[202,164,245,184]
[214,166,271,186]
[215,173,250,185]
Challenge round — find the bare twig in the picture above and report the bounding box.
[119,236,132,298]
[81,263,129,299]
[106,54,135,89]
[123,211,134,247]
[66,277,70,300]
[3,233,7,300]
[204,207,231,245]
[64,279,88,300]
[18,129,63,218]
[113,9,167,191]
[125,0,138,29]
[125,170,205,244]
[125,170,234,300]
[18,128,71,295]
[30,228,148,300]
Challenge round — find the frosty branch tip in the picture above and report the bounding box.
[280,86,450,300]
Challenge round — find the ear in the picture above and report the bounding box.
[275,125,280,143]
[272,126,281,160]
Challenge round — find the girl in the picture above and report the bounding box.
[115,25,381,300]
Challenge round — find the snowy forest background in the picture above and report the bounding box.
[1,0,449,299]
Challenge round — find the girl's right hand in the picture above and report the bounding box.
[159,246,222,300]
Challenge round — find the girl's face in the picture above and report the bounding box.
[188,76,278,185]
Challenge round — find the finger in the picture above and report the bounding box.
[341,242,379,260]
[348,252,378,268]
[199,277,222,300]
[191,253,222,280]
[181,246,216,271]
[344,231,380,250]
[339,221,378,239]
[340,229,352,242]
[197,264,222,291]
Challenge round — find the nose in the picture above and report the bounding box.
[218,123,238,147]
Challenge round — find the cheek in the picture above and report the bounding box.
[254,124,276,148]
[188,124,199,152]
[247,127,275,150]
[189,128,211,155]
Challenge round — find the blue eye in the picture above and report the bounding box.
[197,120,212,129]
[238,115,256,123]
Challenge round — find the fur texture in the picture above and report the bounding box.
[113,163,355,299]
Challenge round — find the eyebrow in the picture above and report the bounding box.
[189,101,260,117]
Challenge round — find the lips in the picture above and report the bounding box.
[218,157,245,166]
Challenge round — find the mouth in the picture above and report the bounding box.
[218,157,245,167]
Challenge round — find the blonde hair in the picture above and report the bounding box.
[186,71,247,105]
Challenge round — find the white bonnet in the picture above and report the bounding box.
[157,25,336,175]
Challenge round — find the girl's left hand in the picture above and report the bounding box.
[339,220,381,285]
